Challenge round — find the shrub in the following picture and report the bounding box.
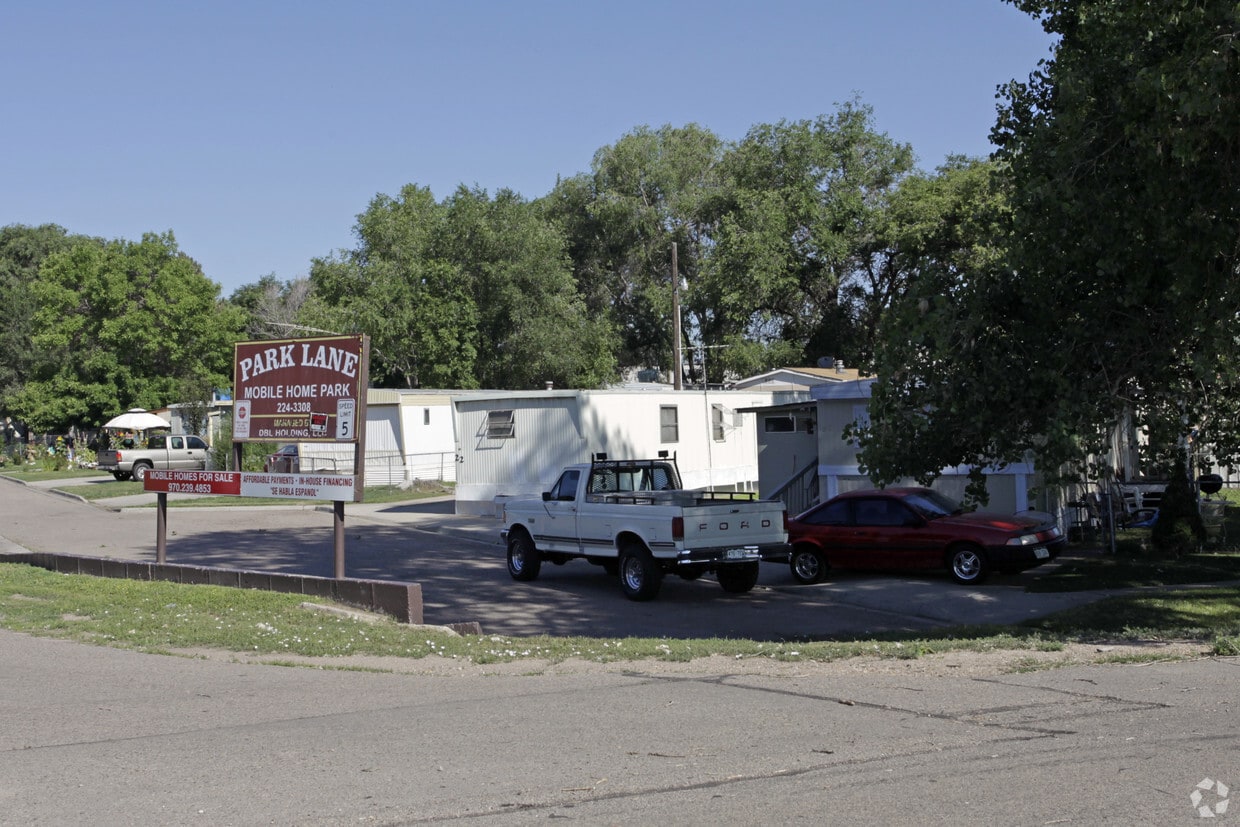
[1151,453,1204,557]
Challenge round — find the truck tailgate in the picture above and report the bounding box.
[680,501,785,549]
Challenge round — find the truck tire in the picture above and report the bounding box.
[716,561,760,594]
[111,471,132,481]
[506,530,542,581]
[618,542,662,601]
[130,462,153,482]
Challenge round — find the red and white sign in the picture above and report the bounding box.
[145,469,358,501]
[144,470,242,496]
[232,335,368,443]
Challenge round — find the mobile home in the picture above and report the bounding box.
[452,388,778,515]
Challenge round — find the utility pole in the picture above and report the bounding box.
[672,242,683,390]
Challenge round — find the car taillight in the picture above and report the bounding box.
[115,451,122,461]
[672,516,684,541]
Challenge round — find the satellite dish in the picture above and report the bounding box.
[816,356,835,369]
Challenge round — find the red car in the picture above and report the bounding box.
[785,487,1065,585]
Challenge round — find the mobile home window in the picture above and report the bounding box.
[660,405,679,443]
[711,404,726,441]
[423,408,431,426]
[486,409,515,439]
[764,416,795,433]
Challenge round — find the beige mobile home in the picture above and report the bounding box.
[452,388,778,516]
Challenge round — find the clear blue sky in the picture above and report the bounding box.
[4,0,1053,297]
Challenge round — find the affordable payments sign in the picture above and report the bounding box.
[232,335,369,443]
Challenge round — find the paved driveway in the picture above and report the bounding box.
[1,476,1108,639]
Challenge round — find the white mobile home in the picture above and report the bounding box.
[297,389,457,485]
[452,388,778,516]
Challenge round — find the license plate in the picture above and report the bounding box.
[1034,547,1050,559]
[724,548,750,560]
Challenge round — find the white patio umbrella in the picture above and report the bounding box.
[102,408,171,431]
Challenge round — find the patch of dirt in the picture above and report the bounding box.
[169,640,1213,679]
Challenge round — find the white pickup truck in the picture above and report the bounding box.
[499,454,789,601]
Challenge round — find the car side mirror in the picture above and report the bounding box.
[542,491,552,502]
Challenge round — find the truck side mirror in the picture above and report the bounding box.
[542,491,552,502]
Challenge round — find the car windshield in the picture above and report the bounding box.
[901,490,962,520]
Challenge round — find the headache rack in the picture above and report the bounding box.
[587,452,758,505]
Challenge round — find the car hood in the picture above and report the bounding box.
[934,511,1053,533]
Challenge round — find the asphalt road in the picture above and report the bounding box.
[1,627,1237,824]
[2,475,1238,824]
[0,475,1112,639]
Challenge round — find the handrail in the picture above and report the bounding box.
[768,457,819,516]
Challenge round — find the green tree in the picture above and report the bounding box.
[710,101,916,373]
[440,186,616,389]
[0,224,97,417]
[10,231,243,431]
[858,1,1240,495]
[310,184,615,390]
[308,185,480,389]
[547,124,726,378]
[852,160,1022,500]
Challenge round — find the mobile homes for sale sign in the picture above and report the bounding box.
[232,335,369,442]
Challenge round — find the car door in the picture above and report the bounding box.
[184,436,209,470]
[794,499,854,567]
[538,469,582,553]
[849,496,927,570]
[167,436,191,470]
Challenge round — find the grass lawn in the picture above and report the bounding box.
[1026,586,1240,652]
[2,563,1236,667]
[0,467,110,483]
[1028,548,1240,592]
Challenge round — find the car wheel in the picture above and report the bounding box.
[506,530,542,581]
[618,542,662,601]
[716,561,760,594]
[111,471,130,481]
[131,462,152,482]
[948,545,988,585]
[789,545,828,584]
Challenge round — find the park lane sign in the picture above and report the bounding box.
[232,335,369,442]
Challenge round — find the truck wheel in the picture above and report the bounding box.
[130,462,152,482]
[717,561,760,594]
[618,543,662,601]
[789,545,828,584]
[111,471,131,481]
[507,531,542,581]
